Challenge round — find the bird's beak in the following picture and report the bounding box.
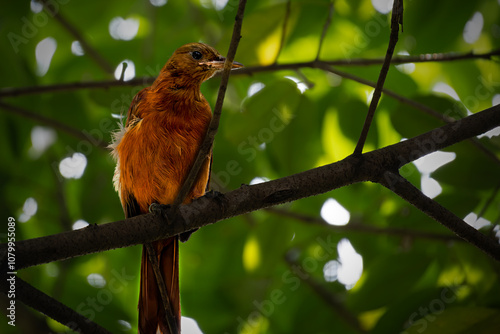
[229,60,244,69]
[204,57,244,70]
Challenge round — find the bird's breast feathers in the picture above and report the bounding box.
[110,108,211,209]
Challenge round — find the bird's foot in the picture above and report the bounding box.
[149,203,172,224]
[205,189,227,212]
[179,228,198,243]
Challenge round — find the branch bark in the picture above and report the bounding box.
[2,104,499,270]
[1,49,498,98]
[0,102,108,150]
[354,0,402,154]
[285,254,366,333]
[0,275,111,333]
[40,0,114,74]
[266,208,462,242]
[172,0,247,207]
[316,1,335,61]
[380,172,500,259]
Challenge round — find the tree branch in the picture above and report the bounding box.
[316,1,335,61]
[0,275,111,333]
[0,102,108,150]
[274,0,292,64]
[478,184,500,218]
[0,77,154,97]
[149,1,247,329]
[313,64,500,167]
[284,253,366,333]
[1,50,497,98]
[354,0,402,154]
[379,172,500,260]
[40,0,114,74]
[266,208,462,242]
[336,48,499,66]
[3,104,499,270]
[315,63,455,122]
[172,0,247,207]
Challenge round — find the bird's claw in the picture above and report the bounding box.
[205,189,223,199]
[179,228,198,243]
[205,189,227,213]
[149,203,172,224]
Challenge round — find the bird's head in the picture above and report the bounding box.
[163,43,243,85]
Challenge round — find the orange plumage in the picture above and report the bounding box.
[110,43,242,334]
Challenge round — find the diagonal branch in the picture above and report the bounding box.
[379,172,499,260]
[40,0,114,74]
[336,48,500,66]
[3,104,499,270]
[0,102,108,149]
[148,1,247,329]
[172,0,247,207]
[0,77,154,97]
[1,49,497,98]
[0,275,111,334]
[274,0,292,64]
[315,63,455,122]
[354,0,403,154]
[312,64,500,167]
[316,1,335,61]
[285,253,366,333]
[266,208,462,242]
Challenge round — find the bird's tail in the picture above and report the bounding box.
[138,237,180,334]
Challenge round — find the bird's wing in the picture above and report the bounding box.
[125,87,149,128]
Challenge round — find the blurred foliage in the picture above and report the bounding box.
[1,0,500,333]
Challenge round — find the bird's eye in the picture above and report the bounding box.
[191,51,202,60]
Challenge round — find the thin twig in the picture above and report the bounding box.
[314,63,500,167]
[478,184,500,218]
[284,253,366,333]
[48,159,76,301]
[0,102,108,150]
[325,51,499,66]
[51,158,73,231]
[274,0,292,64]
[0,77,154,97]
[316,1,335,61]
[0,276,111,333]
[487,214,500,238]
[40,0,114,74]
[144,243,179,334]
[266,208,462,242]
[379,171,500,261]
[119,62,128,82]
[153,5,248,326]
[2,49,498,98]
[354,0,403,154]
[172,0,247,207]
[293,69,315,89]
[314,63,455,123]
[236,49,500,74]
[3,63,499,170]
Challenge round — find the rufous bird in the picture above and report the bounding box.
[110,43,242,334]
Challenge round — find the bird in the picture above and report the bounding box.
[110,42,242,334]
